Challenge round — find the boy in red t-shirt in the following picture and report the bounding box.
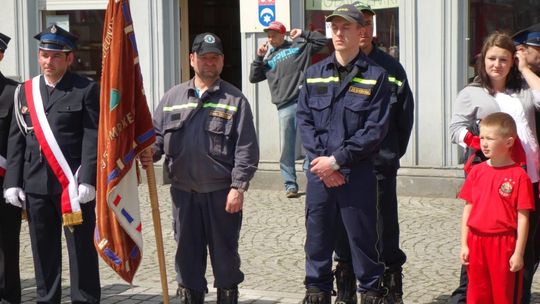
[459,112,535,303]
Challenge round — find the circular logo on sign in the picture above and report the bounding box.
[204,34,215,44]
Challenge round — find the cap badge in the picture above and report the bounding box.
[204,34,215,44]
[51,25,57,34]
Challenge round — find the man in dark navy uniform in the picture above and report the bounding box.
[332,3,415,304]
[0,32,22,304]
[297,4,391,304]
[140,33,259,304]
[3,25,100,303]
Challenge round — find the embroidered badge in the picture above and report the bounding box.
[348,86,371,96]
[499,178,515,198]
[204,34,216,44]
[209,110,232,120]
[21,106,28,114]
[51,25,57,34]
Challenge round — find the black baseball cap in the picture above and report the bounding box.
[325,4,365,26]
[0,33,11,51]
[353,2,376,16]
[191,33,223,55]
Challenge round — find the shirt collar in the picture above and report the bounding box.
[44,74,64,88]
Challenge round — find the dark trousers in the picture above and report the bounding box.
[26,194,100,304]
[334,174,407,272]
[0,196,22,304]
[450,183,540,304]
[304,164,385,293]
[171,187,244,293]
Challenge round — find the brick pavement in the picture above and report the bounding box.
[17,186,540,303]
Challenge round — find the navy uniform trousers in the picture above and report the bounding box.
[335,172,406,272]
[304,162,385,293]
[170,187,244,293]
[0,191,21,304]
[26,194,100,304]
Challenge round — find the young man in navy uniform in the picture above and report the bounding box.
[333,3,415,304]
[296,4,391,304]
[140,33,259,304]
[0,32,22,304]
[4,25,100,303]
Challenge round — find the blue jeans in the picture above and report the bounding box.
[278,101,299,191]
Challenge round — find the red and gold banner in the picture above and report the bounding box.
[96,0,155,283]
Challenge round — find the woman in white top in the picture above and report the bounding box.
[449,31,540,304]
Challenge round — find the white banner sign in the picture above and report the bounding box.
[240,0,291,33]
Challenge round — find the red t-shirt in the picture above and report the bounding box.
[459,162,535,233]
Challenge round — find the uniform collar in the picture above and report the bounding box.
[43,73,65,88]
[324,50,369,72]
[188,78,222,97]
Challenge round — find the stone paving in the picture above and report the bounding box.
[17,186,540,303]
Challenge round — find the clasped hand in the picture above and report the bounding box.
[310,156,345,188]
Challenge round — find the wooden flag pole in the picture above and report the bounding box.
[145,162,170,304]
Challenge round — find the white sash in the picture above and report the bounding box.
[28,76,81,215]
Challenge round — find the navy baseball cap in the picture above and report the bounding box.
[512,23,540,47]
[0,33,11,52]
[192,33,223,55]
[325,4,365,26]
[34,24,78,52]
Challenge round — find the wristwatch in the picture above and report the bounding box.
[232,187,245,193]
[329,156,340,171]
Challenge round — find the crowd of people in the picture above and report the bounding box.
[0,2,540,304]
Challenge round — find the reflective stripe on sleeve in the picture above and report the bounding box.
[388,76,403,87]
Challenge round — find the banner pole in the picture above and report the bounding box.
[145,161,170,304]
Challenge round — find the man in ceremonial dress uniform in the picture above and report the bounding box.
[0,32,22,304]
[3,25,100,304]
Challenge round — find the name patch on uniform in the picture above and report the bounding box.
[209,110,232,120]
[348,86,371,96]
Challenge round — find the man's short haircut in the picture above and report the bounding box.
[480,112,517,138]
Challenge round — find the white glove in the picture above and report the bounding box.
[77,183,96,204]
[4,187,26,208]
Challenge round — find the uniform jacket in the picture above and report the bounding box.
[0,73,18,160]
[368,46,414,175]
[0,72,18,184]
[4,72,99,195]
[297,52,391,171]
[249,30,327,108]
[153,78,259,193]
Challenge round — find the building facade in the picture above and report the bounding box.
[1,0,539,197]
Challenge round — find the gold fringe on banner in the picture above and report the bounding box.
[63,211,83,226]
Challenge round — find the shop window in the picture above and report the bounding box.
[42,10,105,83]
[467,0,540,80]
[304,0,400,63]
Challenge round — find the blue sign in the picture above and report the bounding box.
[258,5,275,26]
